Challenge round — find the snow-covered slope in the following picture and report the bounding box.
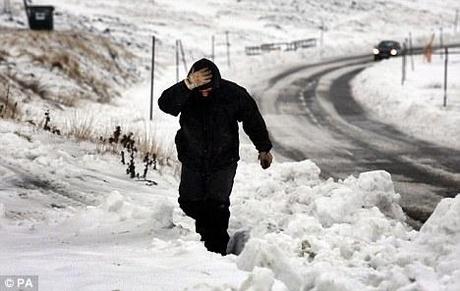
[2,0,460,144]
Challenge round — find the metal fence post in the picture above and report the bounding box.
[443,47,448,107]
[179,40,187,73]
[150,36,155,121]
[440,27,444,59]
[409,32,415,71]
[401,42,407,86]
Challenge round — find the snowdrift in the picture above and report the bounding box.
[2,121,459,290]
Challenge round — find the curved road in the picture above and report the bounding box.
[256,54,460,226]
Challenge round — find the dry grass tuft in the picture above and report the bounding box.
[63,111,98,141]
[0,82,23,120]
[0,49,9,62]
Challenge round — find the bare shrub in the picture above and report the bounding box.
[94,121,179,178]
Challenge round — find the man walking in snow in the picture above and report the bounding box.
[158,58,273,255]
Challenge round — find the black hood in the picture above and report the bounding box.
[188,58,221,90]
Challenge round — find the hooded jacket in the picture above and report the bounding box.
[158,59,272,171]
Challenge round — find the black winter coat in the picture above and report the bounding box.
[158,59,272,171]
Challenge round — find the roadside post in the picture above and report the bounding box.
[179,40,187,74]
[409,32,415,71]
[440,27,444,59]
[401,41,407,86]
[149,36,156,121]
[443,47,448,107]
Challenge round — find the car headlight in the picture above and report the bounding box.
[390,49,397,56]
[373,48,379,55]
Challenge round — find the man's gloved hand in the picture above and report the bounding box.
[258,151,273,169]
[184,67,213,90]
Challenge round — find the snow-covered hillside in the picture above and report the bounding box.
[1,0,460,290]
[2,0,460,144]
[0,27,139,107]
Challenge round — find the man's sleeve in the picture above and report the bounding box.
[238,88,272,153]
[158,81,192,116]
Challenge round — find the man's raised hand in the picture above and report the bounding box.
[185,68,213,90]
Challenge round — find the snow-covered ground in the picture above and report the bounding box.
[1,0,460,290]
[1,120,459,290]
[352,52,460,149]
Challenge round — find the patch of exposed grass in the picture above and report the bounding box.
[7,72,51,100]
[59,113,180,176]
[0,27,139,107]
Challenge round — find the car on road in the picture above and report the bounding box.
[373,40,402,61]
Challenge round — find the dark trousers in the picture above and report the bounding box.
[178,164,237,255]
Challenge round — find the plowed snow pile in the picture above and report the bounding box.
[0,121,459,290]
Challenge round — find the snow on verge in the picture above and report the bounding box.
[229,159,459,291]
[351,55,460,149]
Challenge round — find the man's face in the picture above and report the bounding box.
[199,87,213,97]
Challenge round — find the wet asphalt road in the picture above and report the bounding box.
[257,55,460,225]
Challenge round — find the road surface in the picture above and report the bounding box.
[256,55,460,226]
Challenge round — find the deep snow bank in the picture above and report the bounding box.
[0,120,459,290]
[226,153,460,291]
